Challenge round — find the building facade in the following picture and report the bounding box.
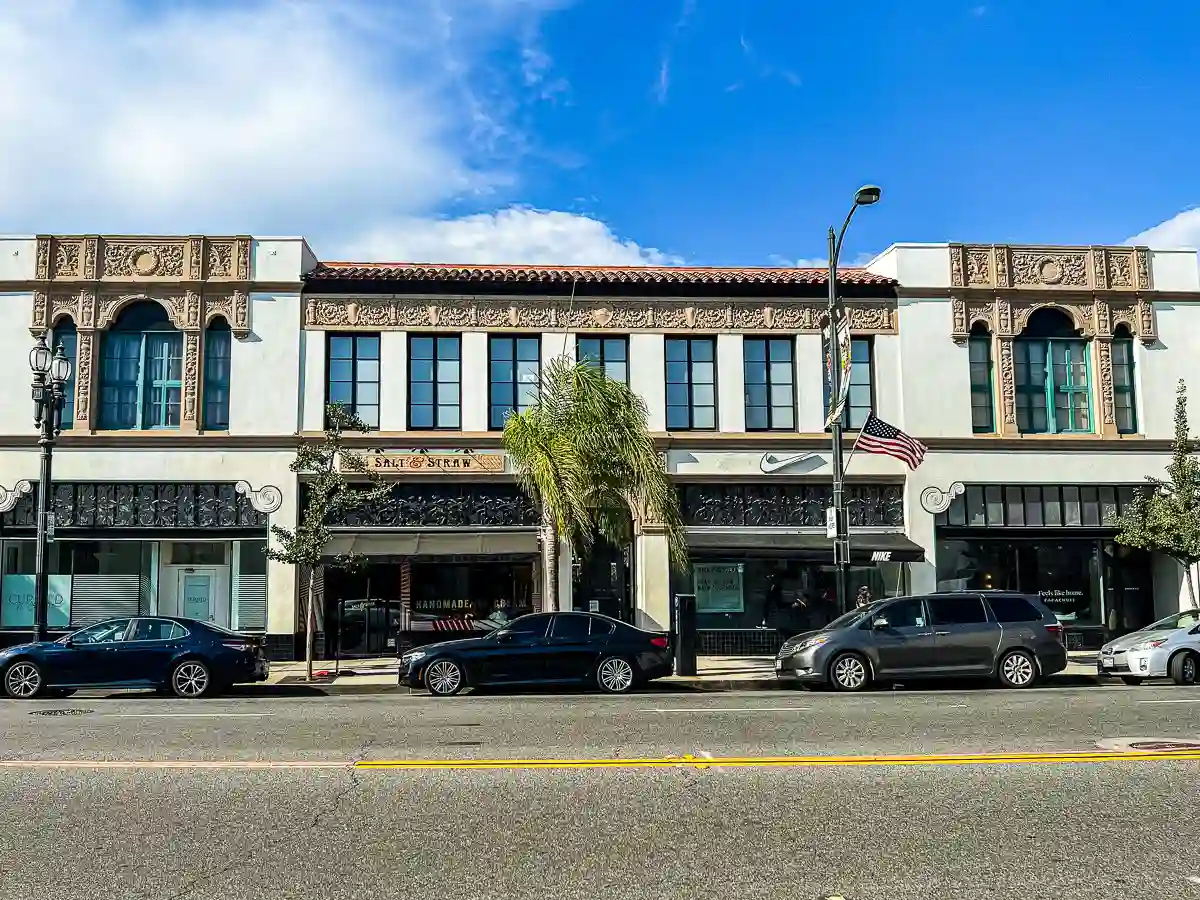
[1,235,1195,658]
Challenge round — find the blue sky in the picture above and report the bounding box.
[1,0,1197,265]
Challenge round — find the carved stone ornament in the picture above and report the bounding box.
[34,235,253,285]
[0,481,33,514]
[919,482,965,515]
[303,296,900,334]
[235,482,284,515]
[947,244,1149,293]
[949,295,1158,346]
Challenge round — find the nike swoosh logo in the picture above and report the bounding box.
[759,453,819,473]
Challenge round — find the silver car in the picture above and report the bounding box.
[1097,610,1200,685]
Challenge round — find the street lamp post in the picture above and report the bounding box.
[827,185,882,615]
[30,336,73,642]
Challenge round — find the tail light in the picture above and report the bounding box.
[1044,623,1063,643]
[222,641,254,653]
[650,636,669,649]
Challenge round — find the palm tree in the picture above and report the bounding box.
[503,354,688,611]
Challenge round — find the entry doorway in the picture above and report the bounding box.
[176,568,230,629]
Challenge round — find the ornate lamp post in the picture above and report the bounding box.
[30,336,73,641]
[826,185,882,614]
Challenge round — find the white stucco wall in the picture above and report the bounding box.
[894,298,973,437]
[716,334,745,432]
[461,332,489,432]
[378,332,408,431]
[229,292,301,435]
[629,334,666,431]
[795,334,825,431]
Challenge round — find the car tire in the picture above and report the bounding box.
[424,658,466,696]
[170,659,213,699]
[997,649,1039,689]
[1120,676,1144,686]
[2,660,44,699]
[828,652,871,692]
[596,656,637,694]
[1170,651,1199,686]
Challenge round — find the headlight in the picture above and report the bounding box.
[401,650,427,663]
[788,636,829,655]
[1129,639,1167,652]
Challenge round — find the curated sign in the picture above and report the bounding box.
[367,452,505,474]
[0,574,71,628]
[693,563,745,614]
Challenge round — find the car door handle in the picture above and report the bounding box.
[934,631,951,636]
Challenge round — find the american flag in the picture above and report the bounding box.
[855,412,927,470]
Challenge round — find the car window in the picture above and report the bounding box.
[928,596,989,626]
[879,598,925,629]
[985,595,1043,623]
[72,619,132,644]
[1145,611,1200,631]
[504,614,552,637]
[551,614,591,640]
[590,618,616,637]
[131,619,188,641]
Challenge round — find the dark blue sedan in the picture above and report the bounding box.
[0,617,270,699]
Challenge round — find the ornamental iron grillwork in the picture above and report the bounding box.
[313,483,540,529]
[1,482,267,530]
[679,483,903,528]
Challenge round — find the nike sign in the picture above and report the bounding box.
[759,453,819,474]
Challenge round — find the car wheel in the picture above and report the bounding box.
[170,659,213,699]
[424,658,466,696]
[1170,651,1199,686]
[828,652,871,692]
[1120,676,1144,686]
[997,649,1038,689]
[596,656,637,694]
[3,660,44,699]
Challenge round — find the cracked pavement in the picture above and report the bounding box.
[1,685,1199,898]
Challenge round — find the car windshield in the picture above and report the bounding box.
[1140,611,1200,632]
[824,600,887,631]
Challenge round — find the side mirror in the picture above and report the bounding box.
[1189,625,1200,636]
[871,617,890,630]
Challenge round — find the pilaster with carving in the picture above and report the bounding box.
[74,330,98,430]
[1094,338,1116,435]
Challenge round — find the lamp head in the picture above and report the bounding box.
[49,343,73,384]
[29,336,51,375]
[854,185,882,206]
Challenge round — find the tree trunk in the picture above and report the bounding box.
[305,566,317,681]
[542,503,559,612]
[1188,562,1198,610]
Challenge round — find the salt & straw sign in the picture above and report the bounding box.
[367,452,506,474]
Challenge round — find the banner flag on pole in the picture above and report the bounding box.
[825,311,853,427]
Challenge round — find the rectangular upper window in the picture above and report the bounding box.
[409,335,462,430]
[1014,338,1091,434]
[968,332,995,433]
[577,336,629,384]
[1112,331,1137,435]
[489,335,541,430]
[326,333,380,430]
[743,337,795,431]
[99,331,183,430]
[203,323,232,431]
[665,337,716,430]
[53,322,77,430]
[821,337,873,430]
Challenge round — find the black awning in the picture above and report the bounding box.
[685,531,926,563]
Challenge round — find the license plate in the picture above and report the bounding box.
[1102,658,1114,668]
[774,659,782,670]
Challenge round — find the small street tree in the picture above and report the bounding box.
[503,355,688,612]
[268,404,390,680]
[1116,379,1200,608]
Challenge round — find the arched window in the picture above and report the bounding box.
[99,301,182,430]
[51,317,78,430]
[967,322,994,433]
[1112,324,1137,434]
[1014,308,1091,434]
[203,317,232,430]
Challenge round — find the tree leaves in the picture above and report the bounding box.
[503,355,689,570]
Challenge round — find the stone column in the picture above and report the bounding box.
[633,531,672,631]
[181,290,204,432]
[1094,337,1117,436]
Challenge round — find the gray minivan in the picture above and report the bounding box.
[775,591,1067,691]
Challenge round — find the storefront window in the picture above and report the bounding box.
[936,537,1102,626]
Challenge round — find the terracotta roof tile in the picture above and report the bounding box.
[306,262,896,286]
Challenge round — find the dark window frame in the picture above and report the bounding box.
[488,334,542,431]
[743,336,796,432]
[577,335,629,384]
[821,335,875,431]
[968,329,995,434]
[203,318,232,431]
[325,332,381,430]
[665,336,718,431]
[407,333,463,431]
[1112,329,1137,435]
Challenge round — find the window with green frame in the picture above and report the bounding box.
[1111,324,1137,434]
[1014,308,1092,434]
[967,324,994,433]
[99,301,183,430]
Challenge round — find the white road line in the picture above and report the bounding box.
[99,713,276,718]
[651,707,812,713]
[1138,699,1200,705]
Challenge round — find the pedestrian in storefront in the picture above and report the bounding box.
[855,586,873,608]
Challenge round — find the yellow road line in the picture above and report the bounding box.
[355,749,1200,770]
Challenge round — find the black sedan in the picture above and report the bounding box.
[399,612,673,696]
[0,617,270,699]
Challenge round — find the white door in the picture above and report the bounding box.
[177,568,229,628]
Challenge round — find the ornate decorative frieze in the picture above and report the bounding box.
[949,244,1151,292]
[0,482,268,530]
[35,235,252,284]
[678,483,903,528]
[950,296,1157,346]
[303,296,900,334]
[313,483,540,529]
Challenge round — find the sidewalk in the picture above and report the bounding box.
[264,653,1103,694]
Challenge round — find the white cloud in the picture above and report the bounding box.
[768,252,875,269]
[341,207,681,265]
[1126,208,1200,250]
[0,0,670,265]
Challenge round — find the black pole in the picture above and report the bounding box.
[32,425,53,642]
[827,226,851,616]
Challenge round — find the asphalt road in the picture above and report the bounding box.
[2,684,1199,899]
